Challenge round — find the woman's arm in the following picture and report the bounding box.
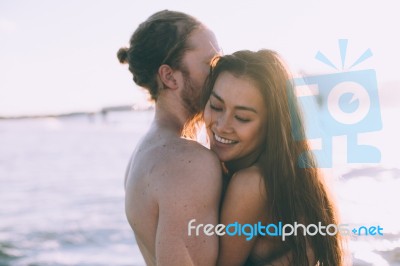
[265,237,316,266]
[217,167,269,266]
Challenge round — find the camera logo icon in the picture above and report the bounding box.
[291,40,382,168]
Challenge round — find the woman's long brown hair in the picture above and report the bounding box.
[201,50,343,265]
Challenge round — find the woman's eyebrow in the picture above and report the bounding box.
[211,91,257,113]
[235,106,257,113]
[211,91,224,102]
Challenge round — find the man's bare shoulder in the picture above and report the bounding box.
[155,139,222,198]
[158,138,220,171]
[152,140,221,266]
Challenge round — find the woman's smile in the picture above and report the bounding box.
[213,132,238,145]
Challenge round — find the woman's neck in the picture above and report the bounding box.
[224,149,263,174]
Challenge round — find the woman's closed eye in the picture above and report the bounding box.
[210,103,223,111]
[210,103,252,122]
[235,116,251,123]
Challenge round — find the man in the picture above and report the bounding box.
[118,10,222,265]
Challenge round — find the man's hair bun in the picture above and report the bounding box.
[117,47,129,64]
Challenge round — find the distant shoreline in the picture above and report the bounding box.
[0,105,154,120]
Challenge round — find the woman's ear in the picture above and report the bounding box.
[158,64,178,90]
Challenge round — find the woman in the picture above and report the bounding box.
[201,50,343,265]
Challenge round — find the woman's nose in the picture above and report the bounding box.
[215,113,233,134]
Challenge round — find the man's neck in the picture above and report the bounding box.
[153,101,192,136]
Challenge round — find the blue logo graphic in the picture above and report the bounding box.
[291,39,382,167]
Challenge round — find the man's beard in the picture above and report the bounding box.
[180,70,202,118]
[180,71,203,139]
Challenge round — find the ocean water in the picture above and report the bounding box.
[0,109,399,266]
[0,111,152,266]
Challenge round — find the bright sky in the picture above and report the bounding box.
[1,0,399,116]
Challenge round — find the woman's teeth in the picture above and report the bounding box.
[214,134,237,144]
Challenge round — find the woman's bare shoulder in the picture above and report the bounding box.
[221,165,268,219]
[229,165,267,199]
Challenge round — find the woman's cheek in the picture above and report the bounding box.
[203,104,212,127]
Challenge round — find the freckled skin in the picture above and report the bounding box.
[124,28,222,266]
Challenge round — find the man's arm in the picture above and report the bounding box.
[124,150,136,188]
[155,149,222,265]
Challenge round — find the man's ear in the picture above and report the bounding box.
[158,64,178,90]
